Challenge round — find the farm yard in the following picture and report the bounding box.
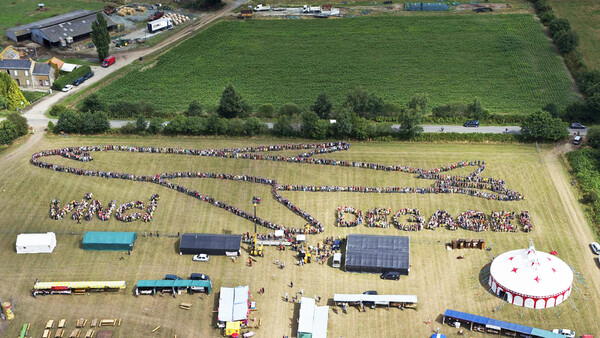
[0,135,599,337]
[94,15,579,115]
[0,0,105,37]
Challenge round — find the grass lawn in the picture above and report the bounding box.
[0,136,599,337]
[94,14,577,115]
[0,0,106,38]
[549,0,600,70]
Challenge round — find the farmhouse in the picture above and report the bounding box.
[344,234,410,275]
[16,232,56,254]
[179,233,242,255]
[0,59,54,88]
[6,10,117,46]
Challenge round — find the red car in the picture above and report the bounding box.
[101,56,115,68]
[148,10,164,21]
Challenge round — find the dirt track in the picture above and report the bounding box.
[543,144,600,300]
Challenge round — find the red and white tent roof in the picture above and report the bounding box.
[490,241,573,298]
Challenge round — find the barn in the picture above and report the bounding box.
[82,232,137,251]
[344,234,410,275]
[179,233,241,256]
[6,10,116,46]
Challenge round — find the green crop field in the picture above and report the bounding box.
[549,0,600,70]
[0,0,106,38]
[95,15,578,115]
[0,135,599,337]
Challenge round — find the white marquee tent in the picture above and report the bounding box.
[16,232,56,254]
[489,240,573,309]
[217,286,249,323]
[298,297,329,338]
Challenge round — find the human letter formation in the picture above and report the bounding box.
[31,142,524,234]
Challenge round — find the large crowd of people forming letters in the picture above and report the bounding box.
[32,142,525,234]
[337,207,532,233]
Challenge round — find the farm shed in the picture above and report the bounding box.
[344,234,409,275]
[6,10,116,45]
[442,309,563,337]
[135,279,212,295]
[334,294,417,308]
[33,281,126,296]
[217,286,250,325]
[297,297,329,338]
[16,232,56,254]
[179,233,241,255]
[82,232,137,251]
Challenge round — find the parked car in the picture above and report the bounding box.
[83,72,94,80]
[193,254,209,262]
[463,120,479,127]
[552,329,575,338]
[61,84,73,92]
[570,122,586,129]
[573,135,582,145]
[190,273,210,281]
[102,56,116,68]
[380,271,400,280]
[73,77,85,86]
[164,274,183,280]
[590,242,600,255]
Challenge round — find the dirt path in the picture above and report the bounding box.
[543,144,600,297]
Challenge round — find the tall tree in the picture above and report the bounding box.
[520,111,568,141]
[0,73,29,110]
[185,100,203,117]
[91,13,110,61]
[217,84,250,119]
[397,108,425,139]
[311,92,333,119]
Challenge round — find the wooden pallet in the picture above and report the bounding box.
[43,329,52,338]
[54,328,65,338]
[46,320,55,329]
[179,302,192,310]
[99,319,116,327]
[58,319,67,328]
[69,329,81,338]
[84,329,95,338]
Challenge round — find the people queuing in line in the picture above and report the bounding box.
[115,194,159,222]
[490,211,517,232]
[366,208,391,228]
[336,206,363,227]
[392,208,424,231]
[427,210,455,230]
[32,142,524,234]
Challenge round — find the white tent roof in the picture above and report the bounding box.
[274,230,284,238]
[296,234,306,242]
[333,294,418,304]
[60,63,79,72]
[313,305,329,338]
[218,286,249,322]
[16,232,56,247]
[298,297,316,334]
[490,242,573,298]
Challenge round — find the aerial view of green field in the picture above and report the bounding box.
[549,0,600,70]
[0,135,598,337]
[94,15,578,114]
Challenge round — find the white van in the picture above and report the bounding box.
[573,135,582,145]
[332,252,342,268]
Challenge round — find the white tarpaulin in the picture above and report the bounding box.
[16,232,56,254]
[313,306,329,338]
[298,297,316,335]
[60,63,79,72]
[218,286,249,323]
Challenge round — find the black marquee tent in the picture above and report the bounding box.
[179,233,242,256]
[344,234,410,275]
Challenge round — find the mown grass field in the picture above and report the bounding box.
[0,0,106,38]
[94,15,578,115]
[549,0,600,70]
[0,135,599,337]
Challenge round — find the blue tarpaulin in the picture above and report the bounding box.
[443,309,563,337]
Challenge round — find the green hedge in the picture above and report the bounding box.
[412,132,519,143]
[52,65,92,90]
[567,148,600,237]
